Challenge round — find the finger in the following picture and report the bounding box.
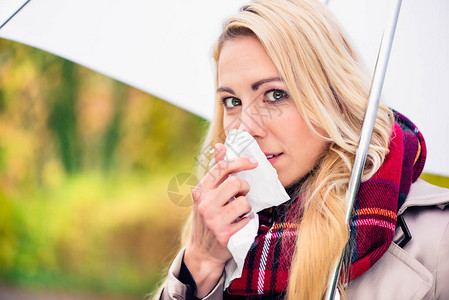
[222,196,252,224]
[228,215,252,237]
[199,177,250,217]
[202,157,257,189]
[215,176,250,206]
[214,143,227,163]
[207,143,226,168]
[195,193,250,230]
[205,204,252,247]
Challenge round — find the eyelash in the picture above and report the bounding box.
[220,89,289,110]
[220,97,241,110]
[265,89,289,103]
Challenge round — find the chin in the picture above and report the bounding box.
[283,173,310,189]
[280,177,295,189]
[278,173,295,188]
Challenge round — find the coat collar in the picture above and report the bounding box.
[398,179,449,215]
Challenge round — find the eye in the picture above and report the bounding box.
[221,97,242,109]
[266,89,288,102]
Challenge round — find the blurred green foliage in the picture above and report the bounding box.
[0,38,208,297]
[420,173,449,189]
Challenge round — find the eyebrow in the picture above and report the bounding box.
[216,77,283,94]
[251,77,283,91]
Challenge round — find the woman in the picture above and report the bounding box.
[156,0,449,299]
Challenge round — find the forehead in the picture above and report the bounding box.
[217,36,279,84]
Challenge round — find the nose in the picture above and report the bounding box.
[236,102,268,138]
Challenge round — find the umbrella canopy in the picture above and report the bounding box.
[1,0,448,176]
[0,0,244,119]
[328,0,449,177]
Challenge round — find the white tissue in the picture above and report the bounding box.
[222,129,290,289]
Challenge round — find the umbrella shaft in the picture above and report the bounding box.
[325,0,402,299]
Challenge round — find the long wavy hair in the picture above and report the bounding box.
[178,0,393,299]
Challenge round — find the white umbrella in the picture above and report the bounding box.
[0,0,245,119]
[1,0,448,177]
[328,0,449,177]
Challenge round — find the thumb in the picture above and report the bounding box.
[214,143,227,163]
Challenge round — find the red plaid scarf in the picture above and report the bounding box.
[226,112,426,298]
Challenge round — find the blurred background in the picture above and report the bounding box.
[0,38,447,299]
[0,38,208,299]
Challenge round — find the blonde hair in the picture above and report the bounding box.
[179,0,393,299]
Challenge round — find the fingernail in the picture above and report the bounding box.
[249,157,258,164]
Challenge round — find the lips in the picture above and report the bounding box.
[265,153,282,158]
[264,152,283,165]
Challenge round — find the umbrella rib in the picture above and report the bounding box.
[0,0,32,31]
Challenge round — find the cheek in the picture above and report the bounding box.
[222,115,233,136]
[276,110,311,147]
[222,113,243,136]
[276,110,327,170]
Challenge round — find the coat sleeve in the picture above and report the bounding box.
[436,220,449,299]
[155,248,225,300]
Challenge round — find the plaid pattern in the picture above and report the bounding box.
[226,202,300,297]
[226,112,426,297]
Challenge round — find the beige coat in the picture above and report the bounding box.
[346,179,449,299]
[157,179,449,299]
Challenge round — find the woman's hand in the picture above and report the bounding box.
[184,143,257,297]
